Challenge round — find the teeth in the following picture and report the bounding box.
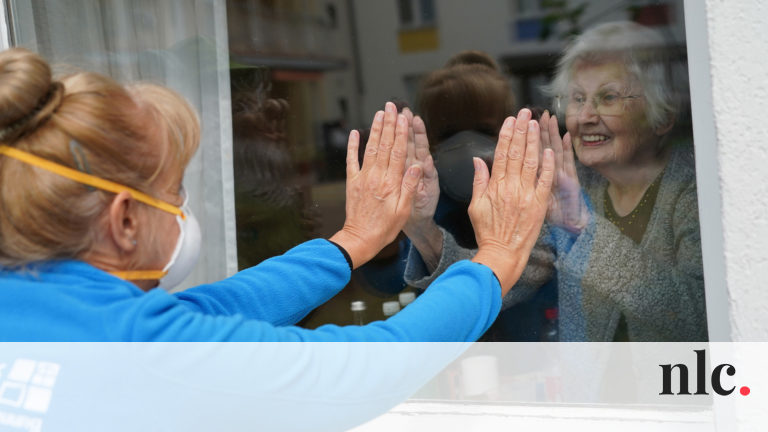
[581,135,608,142]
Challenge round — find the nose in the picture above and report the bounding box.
[577,100,600,124]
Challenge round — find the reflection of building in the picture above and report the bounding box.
[227,0,357,177]
[352,0,687,113]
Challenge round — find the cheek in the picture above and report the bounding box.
[611,117,649,156]
[162,216,181,252]
[147,214,181,267]
[565,115,578,135]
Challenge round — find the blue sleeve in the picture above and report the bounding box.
[132,260,501,342]
[172,239,351,326]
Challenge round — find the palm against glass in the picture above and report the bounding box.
[539,111,590,232]
[403,108,440,233]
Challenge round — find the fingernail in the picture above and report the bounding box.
[528,120,536,131]
[398,114,406,127]
[472,157,481,171]
[503,117,514,128]
[375,111,384,122]
[385,102,396,113]
[519,108,531,120]
[408,165,422,176]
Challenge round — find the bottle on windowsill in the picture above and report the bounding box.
[350,301,367,326]
[540,308,559,342]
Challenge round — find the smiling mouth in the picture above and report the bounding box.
[580,134,610,146]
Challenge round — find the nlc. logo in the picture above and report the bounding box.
[660,349,750,396]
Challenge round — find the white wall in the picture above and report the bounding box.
[705,0,768,342]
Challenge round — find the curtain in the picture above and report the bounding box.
[2,0,238,289]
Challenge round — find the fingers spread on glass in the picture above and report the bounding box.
[346,129,360,177]
[386,114,410,193]
[469,108,554,293]
[403,107,416,170]
[375,102,398,170]
[363,110,384,166]
[403,113,440,242]
[413,115,431,163]
[520,118,540,188]
[491,116,515,181]
[505,108,532,180]
[331,102,422,269]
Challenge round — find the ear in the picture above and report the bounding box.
[108,191,140,254]
[654,113,676,136]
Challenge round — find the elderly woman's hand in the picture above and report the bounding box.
[402,109,439,233]
[539,111,590,233]
[330,102,422,269]
[400,108,443,271]
[470,108,554,293]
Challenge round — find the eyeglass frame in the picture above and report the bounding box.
[555,90,643,117]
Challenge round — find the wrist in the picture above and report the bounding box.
[566,208,591,234]
[404,217,437,237]
[404,218,440,242]
[329,228,371,269]
[403,220,443,273]
[471,246,525,295]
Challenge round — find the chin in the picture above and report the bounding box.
[574,144,614,168]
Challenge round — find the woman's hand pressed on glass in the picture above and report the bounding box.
[539,111,590,233]
[330,102,423,268]
[469,108,554,293]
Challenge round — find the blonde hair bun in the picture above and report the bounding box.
[0,48,63,142]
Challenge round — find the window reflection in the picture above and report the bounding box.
[226,0,704,341]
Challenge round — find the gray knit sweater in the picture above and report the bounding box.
[404,145,708,341]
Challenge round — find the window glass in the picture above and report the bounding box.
[226,0,705,346]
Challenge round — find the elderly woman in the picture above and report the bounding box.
[404,21,707,341]
[0,48,553,342]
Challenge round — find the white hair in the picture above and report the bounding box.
[546,21,679,130]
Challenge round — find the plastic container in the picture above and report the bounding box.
[398,291,416,307]
[350,300,367,325]
[382,300,401,318]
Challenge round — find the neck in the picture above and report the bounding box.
[599,147,670,216]
[81,245,156,292]
[598,146,669,192]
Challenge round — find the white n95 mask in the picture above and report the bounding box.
[157,189,202,290]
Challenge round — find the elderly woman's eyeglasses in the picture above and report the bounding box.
[557,91,642,117]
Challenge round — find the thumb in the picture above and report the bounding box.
[397,164,423,214]
[470,157,490,203]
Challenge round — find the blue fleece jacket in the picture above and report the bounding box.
[0,239,501,341]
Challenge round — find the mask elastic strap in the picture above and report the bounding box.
[0,144,185,219]
[109,270,168,280]
[1,144,184,282]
